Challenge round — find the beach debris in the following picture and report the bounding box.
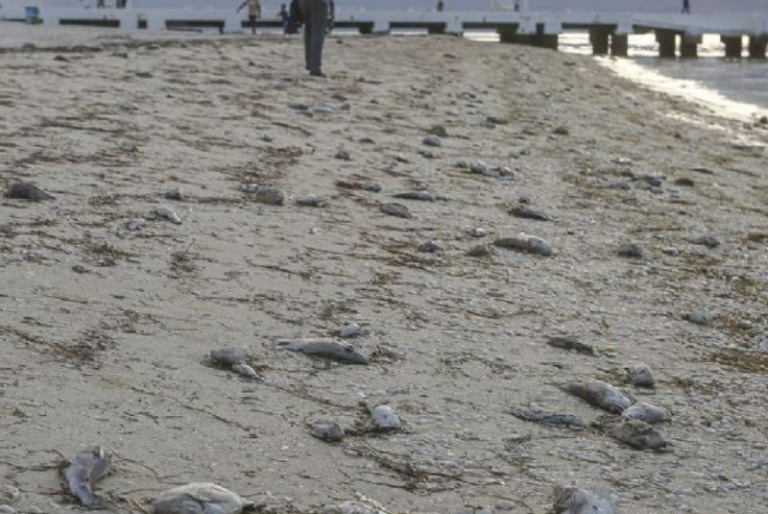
[559,380,632,414]
[5,181,55,201]
[311,421,346,442]
[335,149,351,160]
[427,125,448,137]
[685,309,713,326]
[119,100,138,111]
[154,483,252,514]
[467,244,494,258]
[241,184,285,205]
[494,234,553,257]
[638,174,665,187]
[691,235,720,248]
[487,116,508,125]
[510,405,586,428]
[156,204,182,225]
[120,141,136,153]
[674,177,695,187]
[468,160,513,179]
[60,446,111,508]
[469,227,488,238]
[310,103,335,115]
[371,405,401,431]
[231,362,263,381]
[288,102,309,111]
[296,195,325,207]
[165,187,183,200]
[125,218,147,231]
[553,126,570,136]
[418,240,443,253]
[392,190,435,202]
[422,135,442,147]
[339,323,362,339]
[622,403,669,424]
[547,336,596,356]
[380,203,411,219]
[321,496,389,514]
[277,338,369,365]
[553,486,615,514]
[617,243,643,259]
[626,364,655,388]
[509,206,551,221]
[0,505,14,514]
[609,419,667,451]
[336,180,381,193]
[210,347,250,366]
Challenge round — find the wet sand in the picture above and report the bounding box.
[2,23,768,514]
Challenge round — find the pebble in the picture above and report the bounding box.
[685,309,713,326]
[311,421,345,442]
[469,227,488,238]
[428,124,448,137]
[622,403,670,424]
[371,405,401,431]
[310,104,335,114]
[618,243,643,259]
[335,149,351,160]
[691,235,720,248]
[165,187,183,200]
[210,347,250,365]
[339,323,362,339]
[626,364,655,388]
[156,204,182,225]
[559,380,632,414]
[469,160,490,175]
[662,247,680,256]
[609,419,667,451]
[232,362,264,381]
[467,244,494,258]
[509,206,551,221]
[5,181,55,201]
[154,483,251,514]
[487,116,509,125]
[422,135,443,147]
[241,184,285,205]
[418,240,443,253]
[553,486,614,514]
[125,218,146,231]
[638,174,665,187]
[0,486,19,504]
[119,141,136,153]
[495,500,516,511]
[296,195,325,207]
[0,506,14,514]
[380,203,411,219]
[494,234,554,257]
[119,100,138,110]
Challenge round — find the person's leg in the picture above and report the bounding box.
[308,0,328,75]
[299,0,312,70]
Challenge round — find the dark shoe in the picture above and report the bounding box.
[309,70,326,78]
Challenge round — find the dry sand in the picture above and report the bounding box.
[2,23,768,514]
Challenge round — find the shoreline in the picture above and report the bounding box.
[2,27,768,514]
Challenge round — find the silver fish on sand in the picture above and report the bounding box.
[154,483,253,514]
[494,234,553,257]
[277,338,369,365]
[559,380,632,414]
[609,419,667,451]
[553,486,615,514]
[60,446,112,508]
[232,362,264,381]
[622,402,669,424]
[311,421,345,442]
[156,204,182,225]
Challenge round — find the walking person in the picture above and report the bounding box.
[682,0,690,14]
[278,3,290,33]
[299,0,329,77]
[237,0,262,35]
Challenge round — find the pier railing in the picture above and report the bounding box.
[1,6,766,58]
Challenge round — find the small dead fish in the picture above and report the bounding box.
[154,483,252,514]
[156,204,182,225]
[5,181,55,201]
[210,347,250,366]
[380,203,411,219]
[295,195,325,207]
[609,419,667,451]
[335,180,382,193]
[622,403,669,424]
[547,336,596,356]
[559,380,632,414]
[509,206,551,221]
[60,446,111,508]
[511,406,585,428]
[232,362,264,381]
[310,421,345,442]
[241,184,284,206]
[392,191,435,202]
[553,486,615,514]
[494,234,553,256]
[277,338,369,365]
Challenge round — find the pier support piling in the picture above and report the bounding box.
[749,35,768,59]
[721,36,743,58]
[656,30,677,58]
[589,27,611,55]
[680,34,701,58]
[498,26,518,44]
[610,34,629,57]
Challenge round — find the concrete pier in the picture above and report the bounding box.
[656,30,677,58]
[589,27,611,56]
[749,35,768,59]
[610,34,629,57]
[721,35,743,58]
[680,33,701,58]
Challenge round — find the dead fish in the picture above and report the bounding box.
[392,191,435,202]
[277,338,369,365]
[154,483,252,514]
[609,419,667,451]
[509,206,551,221]
[310,421,345,442]
[335,180,382,193]
[380,203,411,219]
[511,405,586,428]
[60,446,111,508]
[156,204,182,225]
[494,234,553,256]
[553,486,615,514]
[5,181,55,201]
[210,347,249,366]
[559,380,632,414]
[295,195,325,207]
[232,362,264,381]
[241,184,284,205]
[547,336,596,356]
[622,403,669,424]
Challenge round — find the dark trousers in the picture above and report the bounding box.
[248,15,258,34]
[299,0,328,74]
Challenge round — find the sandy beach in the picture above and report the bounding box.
[2,23,768,514]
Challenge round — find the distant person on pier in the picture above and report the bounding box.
[682,0,690,14]
[237,0,262,35]
[97,0,104,8]
[436,1,444,12]
[278,3,290,32]
[298,0,329,77]
[286,0,302,34]
[327,0,335,35]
